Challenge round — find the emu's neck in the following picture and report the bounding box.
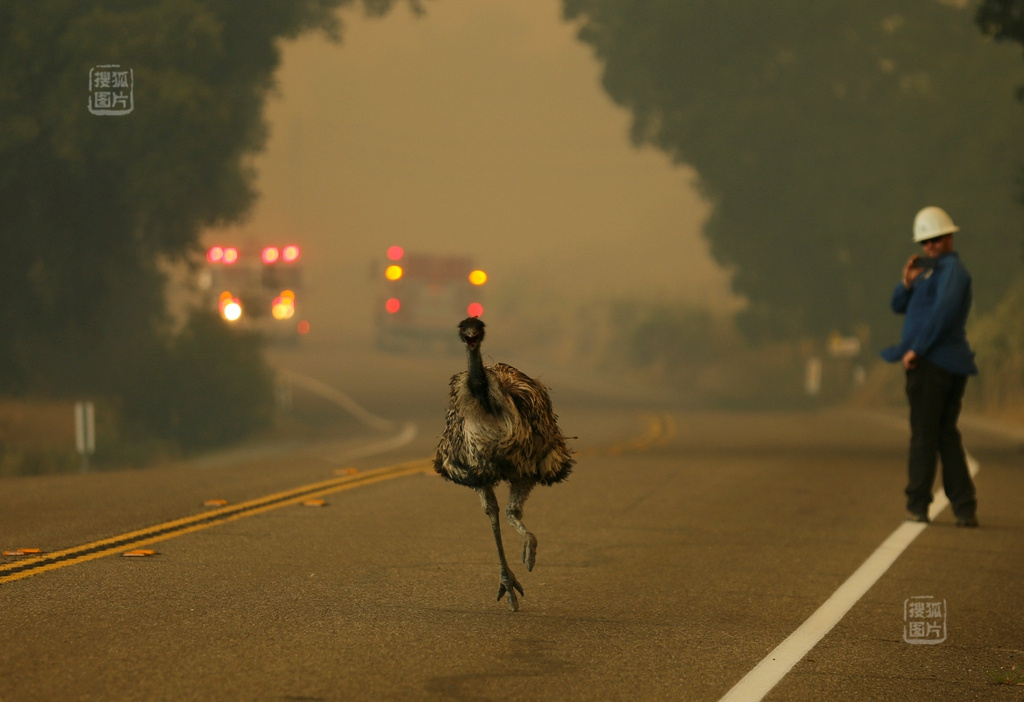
[466,344,496,414]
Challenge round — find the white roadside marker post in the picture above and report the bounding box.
[74,401,95,473]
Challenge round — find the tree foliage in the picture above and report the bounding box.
[977,0,1024,111]
[0,0,415,394]
[562,0,1024,343]
[978,0,1024,48]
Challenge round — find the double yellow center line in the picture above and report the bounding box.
[2,412,678,585]
[0,460,431,585]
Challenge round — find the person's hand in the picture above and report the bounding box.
[902,349,918,370]
[902,255,923,289]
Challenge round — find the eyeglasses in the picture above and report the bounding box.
[920,236,947,247]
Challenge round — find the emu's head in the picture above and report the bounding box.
[458,316,486,351]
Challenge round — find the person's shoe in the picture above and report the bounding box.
[956,515,979,528]
[906,511,930,523]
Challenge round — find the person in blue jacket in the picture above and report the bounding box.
[880,206,978,527]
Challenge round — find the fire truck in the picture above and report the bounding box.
[376,246,486,352]
[199,242,309,339]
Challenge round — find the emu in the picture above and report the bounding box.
[433,317,574,611]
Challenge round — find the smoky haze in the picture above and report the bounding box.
[210,0,741,347]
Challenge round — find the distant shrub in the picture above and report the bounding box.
[118,310,274,454]
[608,299,723,370]
[970,276,1024,413]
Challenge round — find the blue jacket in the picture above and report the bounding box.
[880,252,977,375]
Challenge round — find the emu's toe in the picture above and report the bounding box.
[522,532,538,572]
[497,570,524,612]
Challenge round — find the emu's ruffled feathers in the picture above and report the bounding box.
[433,317,574,611]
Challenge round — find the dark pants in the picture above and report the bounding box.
[905,360,977,519]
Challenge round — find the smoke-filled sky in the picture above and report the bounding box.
[208,0,741,340]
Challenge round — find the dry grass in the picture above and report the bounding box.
[0,399,75,450]
[0,399,79,476]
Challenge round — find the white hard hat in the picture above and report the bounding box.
[913,206,959,243]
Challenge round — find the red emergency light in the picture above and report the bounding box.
[207,246,239,264]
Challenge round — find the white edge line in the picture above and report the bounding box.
[719,452,980,702]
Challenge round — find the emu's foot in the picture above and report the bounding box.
[522,532,538,572]
[497,570,524,612]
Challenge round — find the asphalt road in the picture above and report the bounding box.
[2,340,1023,702]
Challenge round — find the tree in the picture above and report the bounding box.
[978,0,1024,47]
[562,0,1024,343]
[0,0,413,393]
[0,0,415,451]
[977,1,1024,154]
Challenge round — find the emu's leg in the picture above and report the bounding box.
[477,486,523,611]
[507,480,538,571]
